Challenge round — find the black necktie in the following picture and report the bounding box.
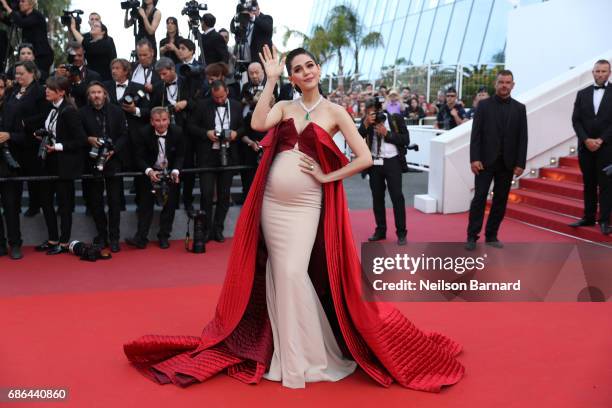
[117,83,127,88]
[166,81,177,87]
[156,134,166,138]
[594,85,606,90]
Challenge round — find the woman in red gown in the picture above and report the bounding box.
[124,46,465,391]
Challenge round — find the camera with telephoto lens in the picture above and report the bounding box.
[61,63,81,78]
[0,143,20,169]
[121,0,140,18]
[119,89,145,106]
[182,0,207,32]
[35,129,55,161]
[231,0,259,72]
[89,138,114,172]
[151,168,171,206]
[215,129,231,167]
[179,63,205,79]
[69,240,112,262]
[185,210,206,253]
[60,9,83,30]
[373,96,387,125]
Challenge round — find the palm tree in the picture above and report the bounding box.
[325,5,384,83]
[282,25,333,67]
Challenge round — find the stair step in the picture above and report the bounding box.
[508,188,588,218]
[539,166,583,183]
[502,202,612,243]
[559,155,579,169]
[519,178,583,200]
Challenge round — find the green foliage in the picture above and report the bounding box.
[39,0,71,65]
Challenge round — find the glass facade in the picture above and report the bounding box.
[307,0,544,80]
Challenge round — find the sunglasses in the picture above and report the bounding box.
[446,94,457,97]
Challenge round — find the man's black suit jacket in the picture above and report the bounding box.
[572,84,612,147]
[358,112,410,172]
[79,102,129,175]
[187,97,244,166]
[134,124,185,173]
[250,13,273,64]
[150,76,195,129]
[470,96,528,169]
[201,29,230,65]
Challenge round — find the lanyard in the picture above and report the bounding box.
[95,108,107,139]
[215,102,230,129]
[166,83,178,103]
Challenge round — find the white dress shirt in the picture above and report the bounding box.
[45,99,64,151]
[132,64,152,86]
[593,81,607,115]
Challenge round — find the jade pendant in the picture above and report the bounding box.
[305,112,311,121]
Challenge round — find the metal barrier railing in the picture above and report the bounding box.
[0,165,257,183]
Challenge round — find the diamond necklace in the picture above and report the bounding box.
[298,96,324,121]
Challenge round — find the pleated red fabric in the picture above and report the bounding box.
[124,118,465,392]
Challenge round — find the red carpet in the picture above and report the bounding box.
[1,209,610,407]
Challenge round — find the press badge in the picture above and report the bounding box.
[373,158,384,166]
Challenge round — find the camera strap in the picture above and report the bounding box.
[46,108,59,134]
[215,102,230,131]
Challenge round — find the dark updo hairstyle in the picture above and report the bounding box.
[285,47,319,95]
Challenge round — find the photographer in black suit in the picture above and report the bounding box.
[55,42,102,108]
[0,61,49,258]
[0,0,53,76]
[35,76,88,256]
[130,39,161,98]
[359,97,410,246]
[570,59,612,236]
[466,70,528,250]
[187,80,243,242]
[151,57,196,213]
[126,107,184,249]
[80,81,129,252]
[229,1,272,65]
[200,13,229,65]
[104,58,151,167]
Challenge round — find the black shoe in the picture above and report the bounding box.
[485,238,504,249]
[465,238,477,251]
[213,231,225,243]
[24,207,40,217]
[109,240,121,253]
[9,245,23,260]
[125,237,147,249]
[368,232,386,242]
[568,218,596,227]
[397,235,407,246]
[35,241,56,252]
[0,245,7,257]
[600,222,611,236]
[93,236,109,248]
[159,238,170,249]
[46,245,67,255]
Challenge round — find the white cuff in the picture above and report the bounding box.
[145,167,153,176]
[133,107,141,118]
[171,169,179,176]
[54,143,63,151]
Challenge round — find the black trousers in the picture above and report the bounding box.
[40,179,75,244]
[369,156,406,237]
[135,177,179,241]
[21,149,43,211]
[0,180,23,247]
[467,156,514,240]
[181,135,196,208]
[200,155,234,235]
[88,176,123,241]
[578,143,612,223]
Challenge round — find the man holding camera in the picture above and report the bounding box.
[127,107,184,249]
[56,42,102,108]
[187,80,243,243]
[80,81,129,252]
[151,57,197,213]
[359,97,410,246]
[230,1,272,65]
[435,86,467,130]
[130,39,161,98]
[200,13,229,65]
